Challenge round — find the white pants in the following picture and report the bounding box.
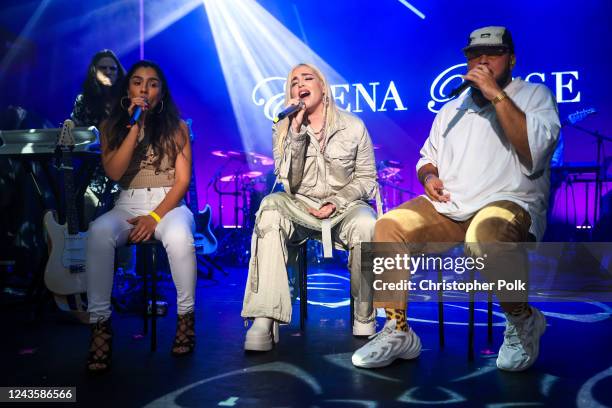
[86,187,196,323]
[241,193,377,324]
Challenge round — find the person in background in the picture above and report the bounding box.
[71,50,132,268]
[71,49,125,127]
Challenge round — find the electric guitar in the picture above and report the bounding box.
[43,119,88,321]
[566,107,596,126]
[185,119,218,255]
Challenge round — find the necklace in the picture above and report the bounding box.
[138,125,145,143]
[310,106,327,135]
[312,125,324,134]
[312,128,324,143]
[309,120,324,137]
[315,105,328,151]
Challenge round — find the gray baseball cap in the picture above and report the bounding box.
[463,26,514,53]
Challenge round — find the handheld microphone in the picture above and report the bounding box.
[273,100,304,123]
[448,80,473,99]
[129,106,142,126]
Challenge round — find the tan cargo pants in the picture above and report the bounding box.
[241,192,377,324]
[372,196,532,309]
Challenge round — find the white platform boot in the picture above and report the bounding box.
[244,317,280,351]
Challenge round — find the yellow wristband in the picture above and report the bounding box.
[149,211,161,223]
[492,91,508,105]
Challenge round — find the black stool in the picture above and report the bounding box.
[296,241,494,357]
[461,240,533,360]
[133,238,163,351]
[296,241,354,331]
[437,266,493,361]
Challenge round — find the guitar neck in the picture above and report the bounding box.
[184,118,204,232]
[186,118,200,214]
[61,150,80,235]
[187,164,199,214]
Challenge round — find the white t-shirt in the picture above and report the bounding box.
[416,78,561,240]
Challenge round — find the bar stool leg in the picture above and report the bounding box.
[150,244,157,352]
[487,291,493,344]
[299,244,307,331]
[468,270,475,361]
[438,267,444,348]
[301,245,307,320]
[350,297,354,328]
[140,247,148,335]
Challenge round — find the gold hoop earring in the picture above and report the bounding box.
[120,96,130,110]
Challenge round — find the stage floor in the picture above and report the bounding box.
[2,262,611,407]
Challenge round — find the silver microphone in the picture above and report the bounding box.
[448,80,473,99]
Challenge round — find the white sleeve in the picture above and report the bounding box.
[416,112,441,172]
[520,85,561,176]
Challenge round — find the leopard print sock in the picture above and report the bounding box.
[384,308,408,332]
[509,302,531,319]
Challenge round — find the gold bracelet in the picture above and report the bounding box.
[149,211,161,223]
[492,91,508,105]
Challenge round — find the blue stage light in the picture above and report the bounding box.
[202,0,347,159]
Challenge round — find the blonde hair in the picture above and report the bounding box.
[275,63,337,154]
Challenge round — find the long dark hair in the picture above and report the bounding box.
[81,49,126,123]
[102,60,185,168]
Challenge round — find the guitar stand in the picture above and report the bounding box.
[0,159,55,318]
[197,254,228,280]
[569,123,612,224]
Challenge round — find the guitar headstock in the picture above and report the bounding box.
[567,108,596,125]
[57,119,76,151]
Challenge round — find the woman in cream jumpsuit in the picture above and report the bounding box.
[241,63,380,351]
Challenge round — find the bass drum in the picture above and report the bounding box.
[246,170,276,230]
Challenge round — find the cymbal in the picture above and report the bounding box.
[377,160,403,180]
[377,159,403,170]
[219,171,263,182]
[378,167,403,180]
[250,152,274,166]
[211,150,274,166]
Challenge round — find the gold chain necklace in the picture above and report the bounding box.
[310,102,327,135]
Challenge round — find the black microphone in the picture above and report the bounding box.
[273,100,304,123]
[129,106,142,126]
[448,80,473,99]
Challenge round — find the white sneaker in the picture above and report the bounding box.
[497,306,546,371]
[244,317,279,351]
[353,319,376,336]
[351,319,421,368]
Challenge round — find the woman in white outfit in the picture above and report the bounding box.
[86,60,196,372]
[241,63,380,351]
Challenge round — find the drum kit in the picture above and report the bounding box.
[376,159,418,212]
[209,150,273,231]
[208,146,414,263]
[206,150,273,264]
[209,149,413,224]
[208,147,415,263]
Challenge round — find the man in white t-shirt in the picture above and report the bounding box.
[352,26,561,371]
